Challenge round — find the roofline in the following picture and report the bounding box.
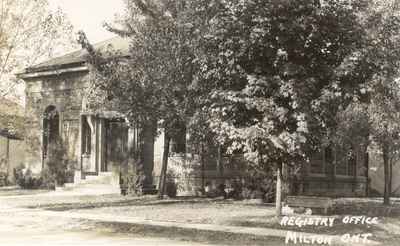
[17,65,89,79]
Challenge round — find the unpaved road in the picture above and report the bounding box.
[0,192,223,246]
[0,209,221,246]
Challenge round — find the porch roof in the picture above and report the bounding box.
[81,111,126,120]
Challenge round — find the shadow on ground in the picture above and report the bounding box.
[26,196,270,211]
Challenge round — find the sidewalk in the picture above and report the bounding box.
[9,208,379,246]
[0,191,387,245]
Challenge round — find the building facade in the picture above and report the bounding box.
[19,37,371,197]
[19,37,246,194]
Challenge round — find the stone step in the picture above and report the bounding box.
[79,174,117,185]
[64,183,76,188]
[98,172,113,176]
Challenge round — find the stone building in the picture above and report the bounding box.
[294,144,369,197]
[18,36,371,197]
[18,37,246,194]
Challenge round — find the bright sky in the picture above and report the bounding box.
[49,0,125,43]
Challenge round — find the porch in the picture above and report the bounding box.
[77,112,156,193]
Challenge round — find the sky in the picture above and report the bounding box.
[49,0,125,43]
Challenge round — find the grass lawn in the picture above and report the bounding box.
[22,195,400,243]
[3,189,400,245]
[0,186,49,196]
[83,220,287,246]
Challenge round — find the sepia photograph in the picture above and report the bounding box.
[1,0,400,245]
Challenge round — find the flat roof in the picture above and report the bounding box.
[20,36,130,75]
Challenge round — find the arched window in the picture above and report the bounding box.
[43,105,59,160]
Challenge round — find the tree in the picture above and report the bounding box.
[371,0,400,205]
[0,0,76,101]
[193,0,395,214]
[79,0,400,209]
[78,0,196,198]
[358,0,400,205]
[313,0,400,206]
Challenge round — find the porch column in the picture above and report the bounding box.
[97,118,106,172]
[87,115,97,173]
[75,115,83,182]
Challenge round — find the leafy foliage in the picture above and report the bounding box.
[80,1,400,205]
[0,0,76,101]
[193,0,373,168]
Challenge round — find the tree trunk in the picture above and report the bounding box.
[282,162,289,201]
[389,157,393,197]
[201,144,205,193]
[158,132,171,199]
[276,162,282,216]
[383,143,390,205]
[217,145,223,177]
[5,137,9,185]
[365,152,369,197]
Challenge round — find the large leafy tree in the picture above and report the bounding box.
[193,0,400,212]
[364,0,400,205]
[334,0,400,205]
[78,0,196,198]
[80,0,400,209]
[0,0,76,101]
[197,0,369,163]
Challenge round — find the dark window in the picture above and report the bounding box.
[310,149,324,174]
[335,146,357,176]
[347,149,356,176]
[82,116,91,154]
[170,126,186,154]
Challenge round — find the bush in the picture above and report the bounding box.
[43,140,74,187]
[45,158,74,186]
[13,165,43,189]
[120,162,146,196]
[166,180,177,198]
[14,164,25,187]
[0,172,8,187]
[223,174,275,202]
[40,168,56,190]
[225,178,243,200]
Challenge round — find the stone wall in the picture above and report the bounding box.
[164,154,248,196]
[295,175,368,197]
[24,71,89,174]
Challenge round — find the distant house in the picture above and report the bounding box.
[0,98,26,184]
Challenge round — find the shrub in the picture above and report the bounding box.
[40,168,56,190]
[165,180,177,198]
[14,163,25,187]
[225,178,243,200]
[120,162,146,196]
[0,172,8,187]
[13,164,43,189]
[43,140,74,187]
[223,173,275,202]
